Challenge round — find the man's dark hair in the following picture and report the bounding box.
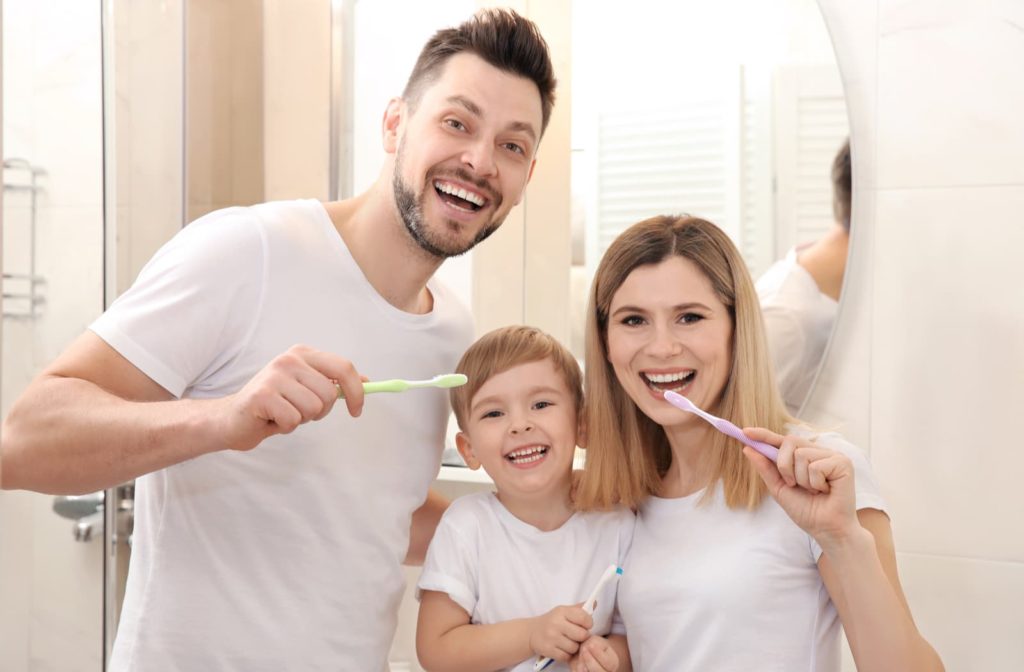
[831,138,852,231]
[402,8,556,135]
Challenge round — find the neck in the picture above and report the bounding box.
[323,178,444,314]
[659,420,718,498]
[796,224,849,301]
[495,479,575,532]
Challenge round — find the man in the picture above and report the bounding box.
[756,139,851,415]
[1,9,556,670]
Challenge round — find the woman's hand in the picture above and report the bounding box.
[741,428,861,552]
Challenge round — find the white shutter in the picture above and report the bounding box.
[773,64,849,258]
[587,74,743,272]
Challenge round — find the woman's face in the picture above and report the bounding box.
[605,256,734,428]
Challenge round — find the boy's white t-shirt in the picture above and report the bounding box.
[617,429,887,672]
[417,491,636,672]
[91,200,474,671]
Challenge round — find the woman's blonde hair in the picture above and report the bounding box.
[575,215,792,511]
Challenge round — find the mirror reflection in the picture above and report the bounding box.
[569,0,850,417]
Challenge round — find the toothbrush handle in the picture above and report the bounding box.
[717,419,779,462]
[335,380,407,399]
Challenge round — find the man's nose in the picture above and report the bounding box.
[462,138,497,177]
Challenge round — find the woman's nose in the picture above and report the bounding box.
[647,325,683,358]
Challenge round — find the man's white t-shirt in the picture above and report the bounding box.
[756,248,839,414]
[417,492,636,672]
[92,200,474,671]
[617,430,887,672]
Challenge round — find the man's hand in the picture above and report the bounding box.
[212,345,367,452]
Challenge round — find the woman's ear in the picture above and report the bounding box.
[455,432,481,470]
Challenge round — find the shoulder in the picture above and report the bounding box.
[440,492,498,528]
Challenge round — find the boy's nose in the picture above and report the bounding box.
[509,420,534,435]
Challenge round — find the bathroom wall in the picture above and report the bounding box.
[809,1,1024,669]
[0,0,106,669]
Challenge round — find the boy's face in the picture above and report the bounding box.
[384,52,542,258]
[456,359,578,498]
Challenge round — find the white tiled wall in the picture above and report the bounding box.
[809,1,1024,669]
[0,1,106,671]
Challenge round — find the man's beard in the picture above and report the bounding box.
[392,148,504,259]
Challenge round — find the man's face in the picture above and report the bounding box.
[388,52,543,258]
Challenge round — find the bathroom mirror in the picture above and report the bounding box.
[568,0,850,417]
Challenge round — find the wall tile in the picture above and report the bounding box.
[877,0,1024,188]
[871,185,1024,561]
[896,552,1024,670]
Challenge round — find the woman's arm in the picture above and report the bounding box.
[416,590,591,672]
[818,509,943,671]
[741,428,943,672]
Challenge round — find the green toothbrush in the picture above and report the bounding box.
[335,373,468,399]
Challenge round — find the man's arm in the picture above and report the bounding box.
[405,488,450,566]
[1,331,366,495]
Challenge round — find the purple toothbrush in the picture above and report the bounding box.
[663,390,779,462]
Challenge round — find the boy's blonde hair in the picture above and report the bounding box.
[451,326,583,431]
[576,215,793,511]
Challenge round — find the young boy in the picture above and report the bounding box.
[416,326,634,672]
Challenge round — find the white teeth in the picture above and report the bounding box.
[644,371,692,383]
[507,445,548,463]
[435,181,485,206]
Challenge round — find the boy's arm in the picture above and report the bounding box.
[405,489,450,566]
[416,590,591,672]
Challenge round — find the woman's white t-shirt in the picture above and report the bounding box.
[618,430,887,671]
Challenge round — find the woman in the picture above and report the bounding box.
[576,215,942,671]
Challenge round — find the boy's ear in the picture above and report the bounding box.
[455,432,482,470]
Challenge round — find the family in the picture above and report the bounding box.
[0,9,943,672]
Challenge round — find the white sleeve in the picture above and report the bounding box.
[805,431,889,561]
[89,209,265,398]
[416,503,480,618]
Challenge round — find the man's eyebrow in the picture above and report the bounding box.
[447,95,538,143]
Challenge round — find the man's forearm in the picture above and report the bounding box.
[2,376,222,494]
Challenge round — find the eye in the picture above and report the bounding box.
[679,312,704,325]
[619,314,646,327]
[502,142,526,156]
[444,118,467,132]
[480,409,503,420]
[532,400,554,411]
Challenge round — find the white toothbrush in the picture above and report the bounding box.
[532,565,624,671]
[335,373,468,399]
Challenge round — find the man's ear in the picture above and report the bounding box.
[382,98,406,154]
[455,432,481,470]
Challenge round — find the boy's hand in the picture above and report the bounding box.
[528,604,592,662]
[569,636,620,672]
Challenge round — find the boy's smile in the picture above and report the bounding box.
[457,359,578,499]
